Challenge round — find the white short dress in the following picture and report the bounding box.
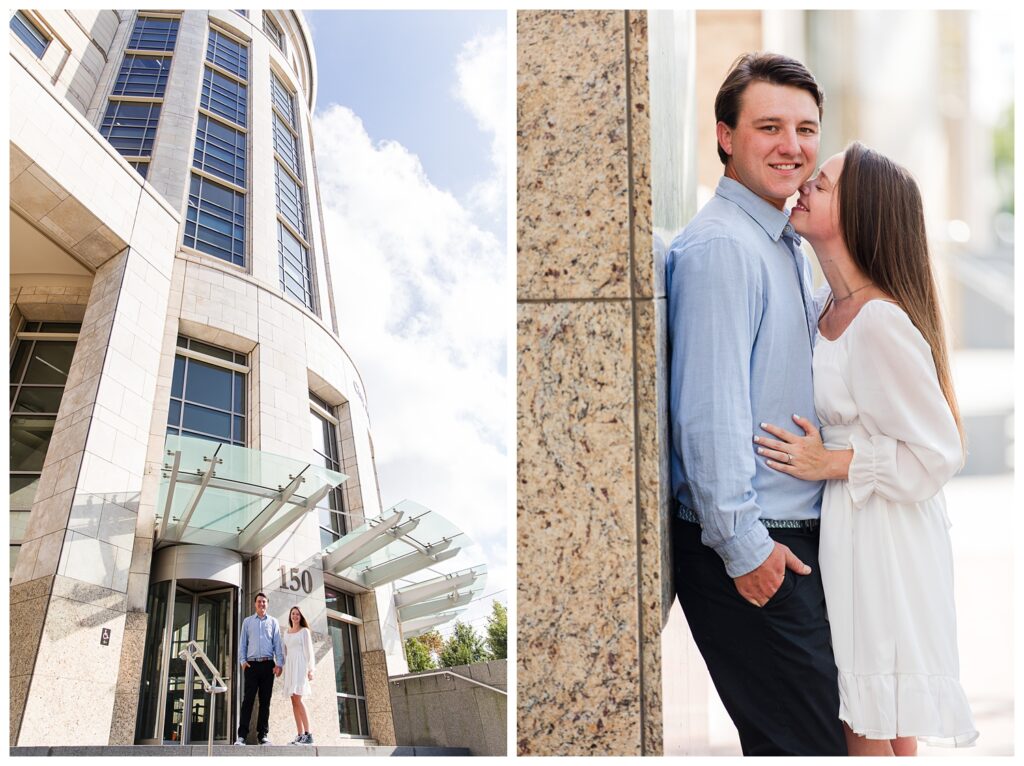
[814,299,977,746]
[281,627,315,698]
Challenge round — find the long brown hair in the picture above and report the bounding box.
[288,606,309,629]
[836,141,965,454]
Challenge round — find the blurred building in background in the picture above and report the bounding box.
[660,8,1014,755]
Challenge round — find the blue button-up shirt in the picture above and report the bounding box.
[238,612,283,667]
[666,176,824,578]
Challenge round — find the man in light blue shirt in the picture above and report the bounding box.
[666,53,846,755]
[235,592,283,745]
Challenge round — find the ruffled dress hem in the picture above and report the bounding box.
[838,670,978,747]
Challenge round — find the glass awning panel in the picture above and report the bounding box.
[322,500,468,588]
[156,434,347,554]
[397,568,488,622]
[401,609,467,639]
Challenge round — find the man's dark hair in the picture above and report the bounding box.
[714,52,824,165]
[254,592,267,602]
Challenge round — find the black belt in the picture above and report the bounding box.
[248,657,273,662]
[677,504,819,530]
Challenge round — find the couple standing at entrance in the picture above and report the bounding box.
[668,52,977,755]
[234,592,317,746]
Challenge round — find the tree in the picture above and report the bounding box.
[485,600,507,660]
[439,621,488,667]
[418,629,444,658]
[404,636,436,672]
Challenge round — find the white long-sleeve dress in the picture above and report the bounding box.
[281,627,315,698]
[814,299,977,746]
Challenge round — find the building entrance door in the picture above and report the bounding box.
[162,586,235,744]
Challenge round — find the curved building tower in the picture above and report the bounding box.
[9,10,477,748]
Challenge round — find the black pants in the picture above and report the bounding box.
[673,516,847,756]
[237,660,275,739]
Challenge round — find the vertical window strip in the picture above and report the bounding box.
[271,70,314,310]
[99,14,179,176]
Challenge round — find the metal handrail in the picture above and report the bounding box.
[389,669,507,696]
[179,640,228,756]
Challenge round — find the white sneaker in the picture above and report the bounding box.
[258,735,272,745]
[234,737,245,746]
[287,734,303,745]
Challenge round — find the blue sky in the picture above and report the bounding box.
[308,10,505,215]
[306,10,508,641]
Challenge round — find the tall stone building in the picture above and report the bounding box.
[9,9,484,748]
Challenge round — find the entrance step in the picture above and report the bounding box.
[11,744,472,757]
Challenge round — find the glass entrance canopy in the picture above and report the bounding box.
[394,564,488,637]
[156,435,347,554]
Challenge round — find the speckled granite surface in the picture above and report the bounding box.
[518,10,631,301]
[517,10,667,756]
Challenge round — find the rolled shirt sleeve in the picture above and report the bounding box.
[669,235,773,577]
[845,303,963,507]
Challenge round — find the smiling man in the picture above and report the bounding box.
[666,53,847,755]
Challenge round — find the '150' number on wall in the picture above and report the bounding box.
[279,566,313,594]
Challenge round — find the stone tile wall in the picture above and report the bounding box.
[517,10,667,756]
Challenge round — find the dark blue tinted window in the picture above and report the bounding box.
[113,55,170,98]
[272,113,300,177]
[128,16,178,51]
[206,29,248,79]
[278,222,314,309]
[270,72,295,125]
[100,101,161,156]
[200,67,247,127]
[275,163,305,237]
[10,11,48,58]
[184,174,245,266]
[193,115,246,187]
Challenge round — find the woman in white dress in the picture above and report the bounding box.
[754,142,977,756]
[282,606,316,745]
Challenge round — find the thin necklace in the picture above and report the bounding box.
[834,282,874,301]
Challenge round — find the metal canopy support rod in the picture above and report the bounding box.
[158,448,182,541]
[323,511,407,573]
[362,547,461,588]
[400,610,463,636]
[239,480,333,553]
[398,590,474,622]
[169,444,222,542]
[393,569,481,607]
[236,467,308,550]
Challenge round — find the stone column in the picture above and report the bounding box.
[10,237,177,746]
[517,10,667,756]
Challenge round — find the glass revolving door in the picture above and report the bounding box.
[136,579,237,744]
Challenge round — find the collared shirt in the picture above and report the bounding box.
[666,176,824,578]
[238,612,284,667]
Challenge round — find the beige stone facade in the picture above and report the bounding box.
[517,10,669,756]
[10,9,399,748]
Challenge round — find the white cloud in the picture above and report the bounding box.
[453,27,508,225]
[312,103,508,635]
